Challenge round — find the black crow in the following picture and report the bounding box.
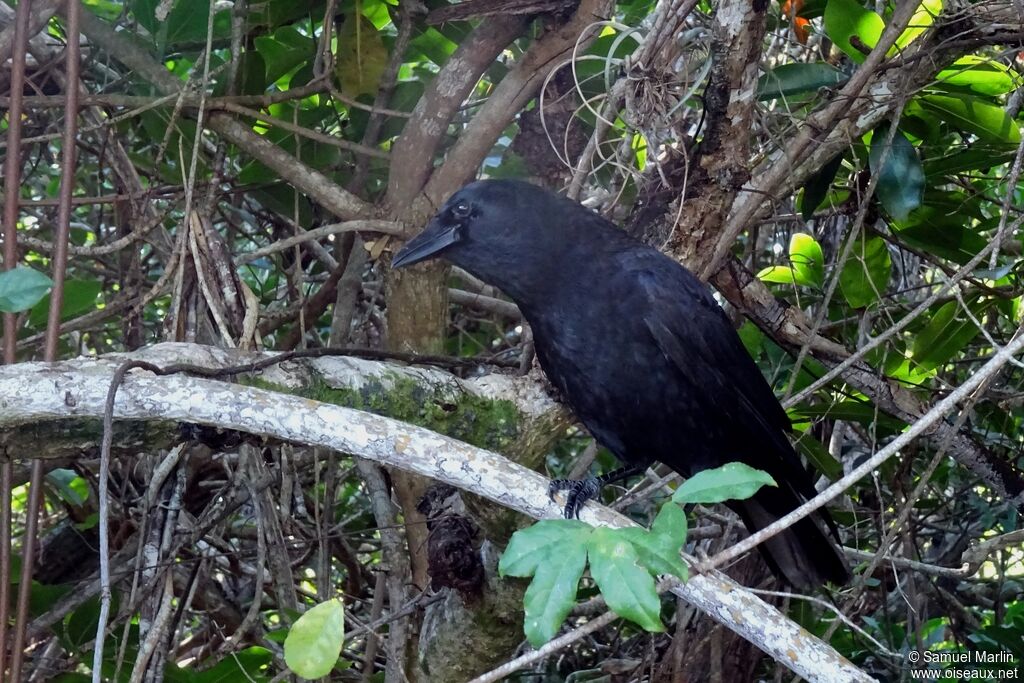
[392,179,849,589]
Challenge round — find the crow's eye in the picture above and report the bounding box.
[451,201,472,219]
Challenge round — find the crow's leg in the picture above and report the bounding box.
[548,465,645,519]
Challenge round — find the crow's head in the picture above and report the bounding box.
[392,179,575,300]
[392,179,543,268]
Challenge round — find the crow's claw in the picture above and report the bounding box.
[548,476,602,519]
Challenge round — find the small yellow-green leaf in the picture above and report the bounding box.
[284,599,345,680]
[789,233,825,287]
[756,265,799,285]
[672,462,777,505]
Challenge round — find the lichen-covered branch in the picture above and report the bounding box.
[0,345,869,682]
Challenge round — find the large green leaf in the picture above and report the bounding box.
[794,434,843,482]
[922,148,1018,176]
[28,278,101,328]
[824,0,884,63]
[869,124,924,221]
[196,646,274,682]
[284,599,345,680]
[254,26,314,86]
[758,63,846,101]
[839,234,891,308]
[130,0,231,46]
[911,298,991,371]
[790,402,906,432]
[587,527,665,633]
[919,94,1022,144]
[895,0,941,49]
[499,519,591,577]
[935,56,1022,96]
[618,503,689,581]
[500,519,592,646]
[893,191,992,264]
[0,266,53,313]
[672,462,777,504]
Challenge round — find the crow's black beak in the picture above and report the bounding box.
[392,219,461,269]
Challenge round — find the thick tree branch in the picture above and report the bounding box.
[387,16,529,212]
[663,0,767,275]
[0,346,869,682]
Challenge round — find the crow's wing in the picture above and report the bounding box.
[626,251,815,497]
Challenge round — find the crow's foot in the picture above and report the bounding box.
[547,476,602,519]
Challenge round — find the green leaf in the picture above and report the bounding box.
[130,0,231,46]
[499,519,593,647]
[521,534,589,647]
[895,0,941,49]
[28,278,101,328]
[824,0,884,63]
[839,234,891,308]
[790,402,906,432]
[910,299,991,371]
[756,234,824,287]
[919,94,1022,145]
[935,56,1021,96]
[794,434,843,482]
[800,152,844,219]
[619,504,689,581]
[254,26,314,85]
[757,62,846,100]
[409,26,459,66]
[922,147,1018,176]
[587,527,665,633]
[0,267,53,313]
[284,599,345,680]
[499,519,592,577]
[869,124,924,221]
[62,594,117,650]
[45,468,89,507]
[672,462,777,504]
[789,233,825,287]
[756,265,799,285]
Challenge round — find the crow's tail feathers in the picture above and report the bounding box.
[731,485,850,590]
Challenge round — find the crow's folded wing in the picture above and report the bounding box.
[628,254,815,497]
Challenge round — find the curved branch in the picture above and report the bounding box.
[1,347,869,683]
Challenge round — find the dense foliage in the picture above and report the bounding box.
[2,0,1023,680]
